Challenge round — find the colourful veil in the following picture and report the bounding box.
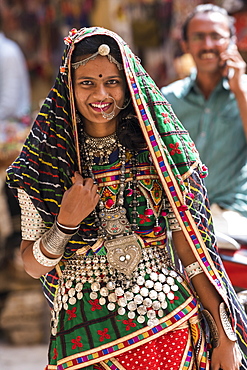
[6,27,247,365]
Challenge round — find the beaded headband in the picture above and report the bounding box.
[71,44,123,70]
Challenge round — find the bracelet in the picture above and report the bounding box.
[56,219,80,234]
[33,238,62,267]
[201,309,220,348]
[41,222,77,256]
[219,302,237,342]
[167,205,181,232]
[185,261,203,279]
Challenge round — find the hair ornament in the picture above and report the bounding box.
[72,43,123,71]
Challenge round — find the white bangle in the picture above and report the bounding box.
[185,261,203,279]
[33,238,62,267]
[56,219,80,232]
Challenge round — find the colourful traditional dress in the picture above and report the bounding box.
[6,27,247,370]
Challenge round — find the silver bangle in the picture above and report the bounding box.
[33,238,62,267]
[41,222,76,256]
[56,219,80,233]
[219,302,237,342]
[185,261,203,279]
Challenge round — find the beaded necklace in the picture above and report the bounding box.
[80,130,142,278]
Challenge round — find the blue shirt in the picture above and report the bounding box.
[161,71,247,217]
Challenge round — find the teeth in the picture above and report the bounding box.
[201,53,216,59]
[91,103,110,108]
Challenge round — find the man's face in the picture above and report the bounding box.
[183,12,231,74]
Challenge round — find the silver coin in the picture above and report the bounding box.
[61,286,66,295]
[77,292,83,300]
[137,305,147,315]
[81,277,87,283]
[53,302,59,311]
[127,301,137,311]
[145,279,154,289]
[152,300,161,310]
[161,301,168,309]
[65,280,73,289]
[150,272,158,281]
[69,296,76,305]
[99,297,106,305]
[100,287,109,297]
[169,270,178,278]
[115,287,125,296]
[118,307,126,315]
[167,292,175,300]
[125,291,134,301]
[166,276,175,286]
[157,292,166,302]
[162,267,169,275]
[108,292,117,302]
[163,284,170,294]
[107,302,116,311]
[106,281,116,290]
[171,284,179,292]
[136,276,145,285]
[134,294,143,305]
[176,276,183,283]
[132,285,140,294]
[68,288,75,297]
[63,302,68,310]
[90,291,98,300]
[149,290,158,300]
[62,294,68,304]
[91,282,100,292]
[140,287,149,297]
[158,274,166,283]
[128,311,135,319]
[137,315,145,324]
[147,310,156,319]
[118,297,127,307]
[143,297,152,307]
[154,282,163,292]
[158,309,164,318]
[75,282,83,292]
[147,318,159,327]
[58,302,62,311]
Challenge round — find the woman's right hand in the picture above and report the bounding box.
[57,171,100,228]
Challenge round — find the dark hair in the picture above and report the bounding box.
[182,4,236,41]
[73,34,146,151]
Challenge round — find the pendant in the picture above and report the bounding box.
[104,234,142,277]
[99,206,131,235]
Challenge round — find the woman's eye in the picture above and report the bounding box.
[107,79,119,85]
[80,80,93,86]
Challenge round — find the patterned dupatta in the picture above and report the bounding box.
[6,27,247,367]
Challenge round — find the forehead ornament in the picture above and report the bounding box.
[72,44,123,70]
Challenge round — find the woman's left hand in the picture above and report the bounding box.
[210,338,242,370]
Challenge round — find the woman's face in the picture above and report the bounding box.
[73,55,126,136]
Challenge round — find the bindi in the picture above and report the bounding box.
[99,74,103,78]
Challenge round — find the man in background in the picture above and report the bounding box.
[161,4,247,249]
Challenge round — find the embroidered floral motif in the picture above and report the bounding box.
[139,214,152,224]
[67,307,77,321]
[71,336,83,350]
[162,112,171,124]
[188,142,198,153]
[97,328,111,342]
[170,296,180,304]
[122,319,137,331]
[169,142,182,155]
[52,348,58,360]
[89,299,102,311]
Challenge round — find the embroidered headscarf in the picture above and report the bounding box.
[6,27,247,364]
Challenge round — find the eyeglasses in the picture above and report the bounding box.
[188,32,230,44]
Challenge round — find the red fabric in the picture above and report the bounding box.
[116,328,189,370]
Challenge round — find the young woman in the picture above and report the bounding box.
[7,27,246,370]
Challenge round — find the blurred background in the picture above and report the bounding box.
[0,0,247,369]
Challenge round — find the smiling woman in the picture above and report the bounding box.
[6,27,247,370]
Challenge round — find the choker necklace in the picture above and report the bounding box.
[83,131,118,165]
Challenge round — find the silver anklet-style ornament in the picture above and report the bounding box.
[219,302,237,342]
[33,238,62,267]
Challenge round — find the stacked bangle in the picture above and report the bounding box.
[33,238,62,267]
[41,221,79,256]
[185,261,203,279]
